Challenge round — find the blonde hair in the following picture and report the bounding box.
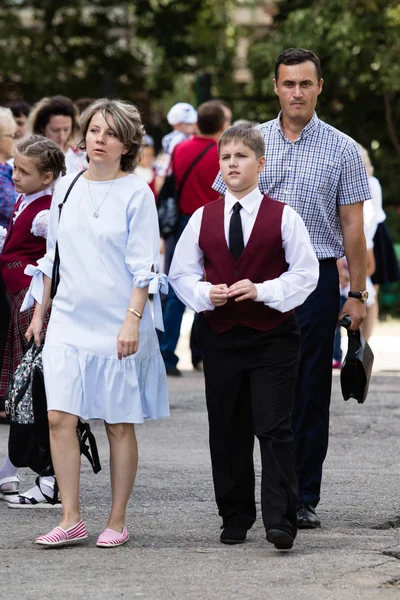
[358,144,374,177]
[78,98,145,172]
[16,135,66,180]
[28,96,79,145]
[0,107,16,137]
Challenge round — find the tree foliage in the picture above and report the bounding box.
[0,0,235,105]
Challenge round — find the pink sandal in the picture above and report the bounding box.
[36,520,88,547]
[96,526,129,548]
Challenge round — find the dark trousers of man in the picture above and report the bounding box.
[196,313,300,537]
[293,259,340,507]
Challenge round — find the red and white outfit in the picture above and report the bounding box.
[169,188,319,314]
[0,187,52,396]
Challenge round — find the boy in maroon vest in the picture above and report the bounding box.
[169,125,319,550]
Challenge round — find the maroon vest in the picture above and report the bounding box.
[1,194,52,294]
[198,194,292,334]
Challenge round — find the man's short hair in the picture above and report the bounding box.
[275,48,322,81]
[197,101,226,135]
[6,100,30,118]
[218,124,265,159]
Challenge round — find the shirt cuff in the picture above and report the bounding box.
[254,281,280,305]
[195,282,215,312]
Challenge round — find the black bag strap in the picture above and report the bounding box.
[35,475,59,505]
[177,142,214,199]
[77,419,102,474]
[51,170,87,299]
[56,169,87,222]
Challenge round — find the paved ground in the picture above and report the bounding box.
[0,317,400,599]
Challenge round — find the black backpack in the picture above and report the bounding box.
[157,172,180,238]
[157,142,214,238]
[5,342,101,502]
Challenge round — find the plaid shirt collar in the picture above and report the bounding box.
[275,111,319,142]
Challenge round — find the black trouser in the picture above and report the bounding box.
[196,313,300,537]
[293,259,340,507]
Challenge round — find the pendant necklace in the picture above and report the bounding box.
[87,174,118,219]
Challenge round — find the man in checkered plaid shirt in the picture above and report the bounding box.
[213,48,371,529]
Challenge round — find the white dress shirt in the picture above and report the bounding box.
[169,187,320,314]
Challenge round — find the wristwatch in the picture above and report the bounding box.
[348,290,369,303]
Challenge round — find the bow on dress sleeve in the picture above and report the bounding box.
[133,272,168,332]
[20,256,53,312]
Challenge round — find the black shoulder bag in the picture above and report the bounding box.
[51,169,87,299]
[157,143,214,238]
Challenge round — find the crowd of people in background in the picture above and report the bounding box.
[0,47,399,550]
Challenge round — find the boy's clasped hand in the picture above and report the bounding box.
[209,280,257,306]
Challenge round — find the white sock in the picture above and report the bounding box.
[0,456,19,480]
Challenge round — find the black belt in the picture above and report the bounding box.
[318,258,336,264]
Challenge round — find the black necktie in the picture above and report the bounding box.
[229,202,244,260]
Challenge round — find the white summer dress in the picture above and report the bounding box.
[22,172,169,424]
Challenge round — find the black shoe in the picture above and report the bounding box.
[266,528,294,550]
[297,502,321,529]
[166,367,182,377]
[220,526,247,545]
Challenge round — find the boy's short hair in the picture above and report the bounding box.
[218,124,265,159]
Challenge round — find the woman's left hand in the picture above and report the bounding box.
[117,317,140,359]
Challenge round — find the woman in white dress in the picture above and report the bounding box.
[24,98,169,548]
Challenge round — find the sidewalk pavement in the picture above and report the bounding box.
[0,316,399,599]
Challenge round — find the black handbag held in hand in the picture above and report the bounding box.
[51,169,86,299]
[339,317,374,404]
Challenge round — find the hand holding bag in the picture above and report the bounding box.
[51,169,86,298]
[339,317,374,404]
